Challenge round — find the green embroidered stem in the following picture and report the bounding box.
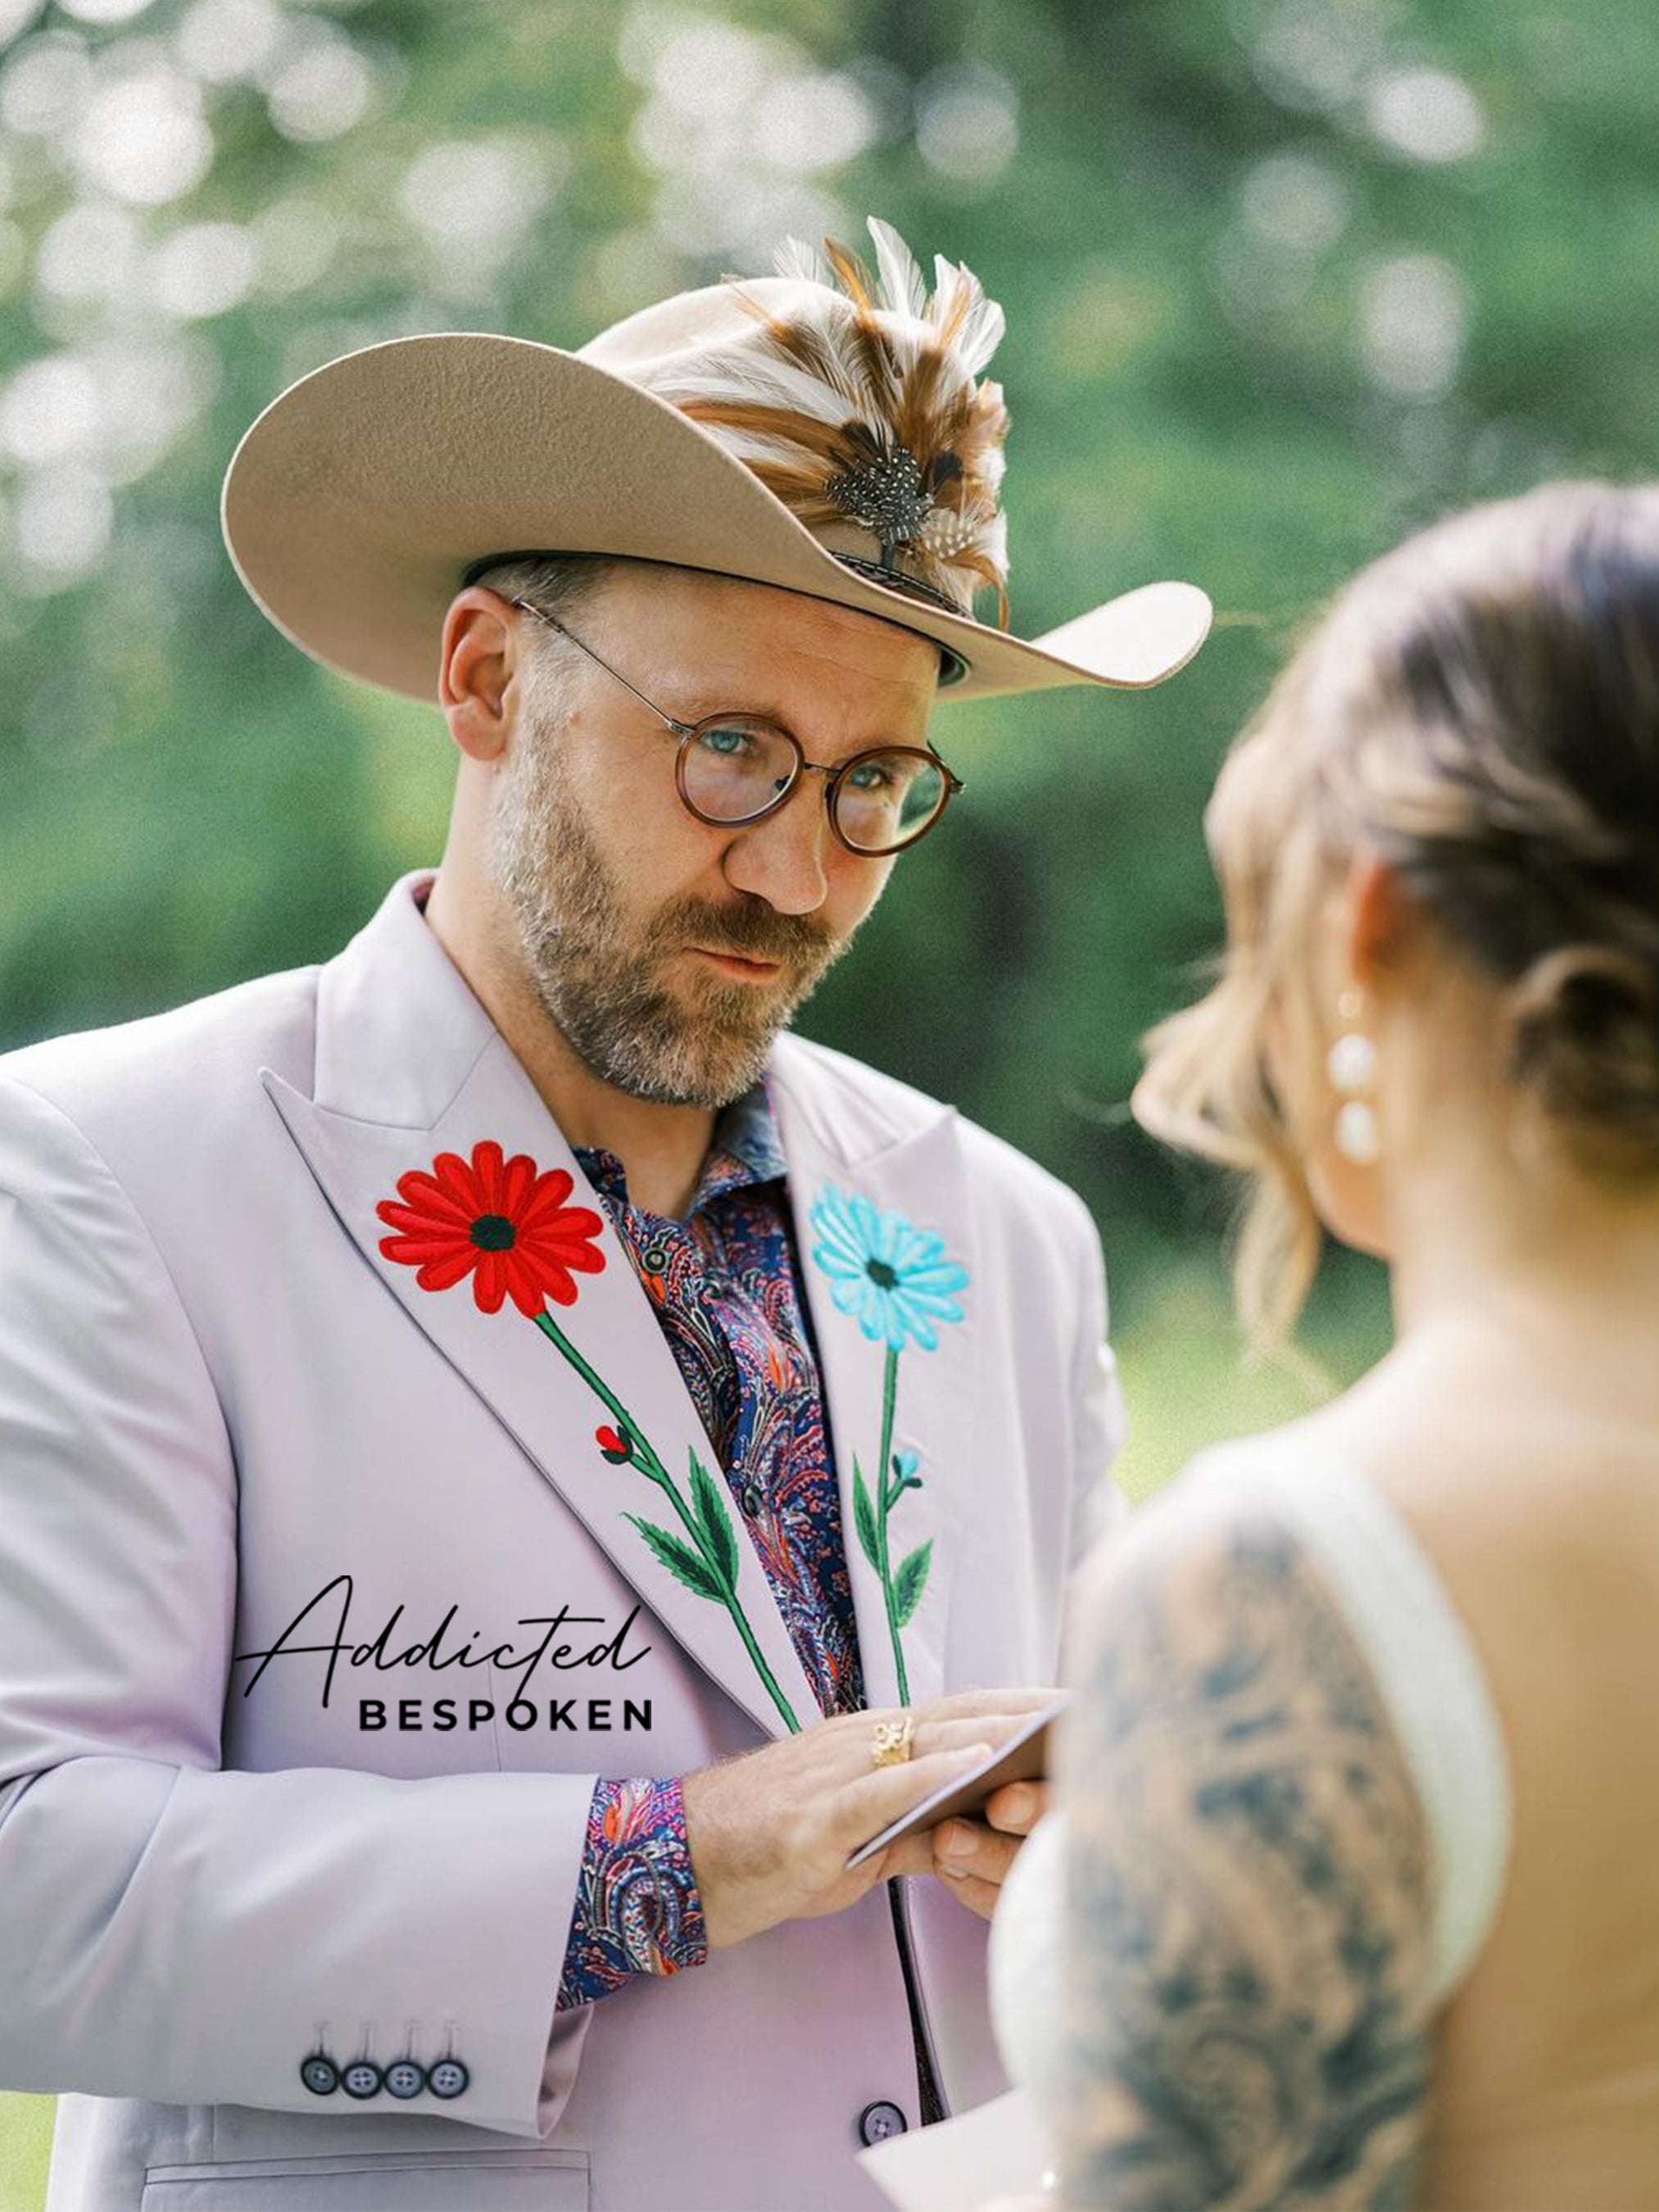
[701,1571,801,1734]
[530,1308,800,1733]
[532,1308,662,1466]
[873,1343,909,1702]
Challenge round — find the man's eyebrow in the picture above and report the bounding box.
[676,692,924,750]
[676,692,793,723]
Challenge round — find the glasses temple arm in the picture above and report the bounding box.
[506,599,693,734]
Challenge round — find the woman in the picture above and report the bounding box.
[870,479,1659,2210]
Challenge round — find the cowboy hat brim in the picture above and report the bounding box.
[220,331,1212,705]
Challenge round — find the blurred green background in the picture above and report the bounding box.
[1,0,1653,2200]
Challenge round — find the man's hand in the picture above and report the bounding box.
[927,1777,1047,1920]
[680,1686,1055,1949]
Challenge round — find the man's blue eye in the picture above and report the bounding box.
[846,761,894,791]
[702,725,755,758]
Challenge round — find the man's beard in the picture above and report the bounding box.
[486,709,854,1108]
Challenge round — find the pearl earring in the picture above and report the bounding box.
[1326,986,1380,1165]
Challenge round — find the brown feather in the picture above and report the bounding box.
[655,220,1013,621]
[674,397,850,465]
[821,237,877,313]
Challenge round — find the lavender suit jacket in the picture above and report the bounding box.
[0,871,1126,2212]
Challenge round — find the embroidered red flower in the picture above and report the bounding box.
[376,1140,605,1317]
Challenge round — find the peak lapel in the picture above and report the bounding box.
[770,1040,981,1719]
[263,878,818,1743]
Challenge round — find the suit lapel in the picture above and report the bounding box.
[769,1039,981,1717]
[263,876,818,1743]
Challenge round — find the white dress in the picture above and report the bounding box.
[860,1437,1515,2211]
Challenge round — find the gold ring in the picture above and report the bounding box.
[870,1715,915,1768]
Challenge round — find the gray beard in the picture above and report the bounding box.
[485,709,853,1109]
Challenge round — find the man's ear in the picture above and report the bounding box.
[439,591,519,764]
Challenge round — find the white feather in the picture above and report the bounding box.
[928,253,963,334]
[773,234,832,288]
[867,216,928,322]
[955,292,1005,377]
[653,347,868,429]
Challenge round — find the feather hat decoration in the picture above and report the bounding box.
[219,216,1214,705]
[645,217,1013,628]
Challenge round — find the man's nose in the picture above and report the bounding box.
[719,777,834,914]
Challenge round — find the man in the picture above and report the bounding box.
[0,219,1209,2211]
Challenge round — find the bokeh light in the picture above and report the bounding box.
[1239,149,1352,252]
[144,220,258,318]
[69,64,215,204]
[1366,66,1486,163]
[0,33,95,138]
[0,354,102,463]
[397,138,560,284]
[1358,251,1471,397]
[34,200,146,306]
[265,23,375,143]
[172,0,284,84]
[915,61,1020,189]
[13,459,112,580]
[57,0,157,24]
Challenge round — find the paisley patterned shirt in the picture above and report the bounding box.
[555,1073,867,2010]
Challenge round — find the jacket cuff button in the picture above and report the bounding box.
[427,2057,470,2099]
[299,2056,339,2096]
[341,2060,385,2099]
[384,2059,426,2099]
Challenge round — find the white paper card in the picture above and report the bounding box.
[856,2085,1056,2212]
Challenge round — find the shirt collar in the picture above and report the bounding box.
[573,1071,786,1218]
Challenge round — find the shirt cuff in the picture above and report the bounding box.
[555,1775,709,2012]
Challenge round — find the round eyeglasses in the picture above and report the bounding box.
[507,596,963,858]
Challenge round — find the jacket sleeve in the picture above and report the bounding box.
[1054,1198,1131,1686]
[0,1071,596,2137]
[1066,1196,1131,1569]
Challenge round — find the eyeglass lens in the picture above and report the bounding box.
[682,720,948,853]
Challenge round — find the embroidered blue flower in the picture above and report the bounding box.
[809,1185,968,1352]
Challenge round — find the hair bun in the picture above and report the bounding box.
[1503,944,1659,1173]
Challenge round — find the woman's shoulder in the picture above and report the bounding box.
[1118,1376,1584,1612]
[1081,1407,1438,1593]
[1077,1407,1516,2008]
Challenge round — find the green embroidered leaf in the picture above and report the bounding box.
[687,1452,737,1593]
[892,1539,932,1628]
[623,1513,725,1604]
[852,1458,882,1573]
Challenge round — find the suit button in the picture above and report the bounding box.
[341,2060,384,2099]
[427,2057,469,2099]
[384,2059,425,2099]
[299,2056,339,2096]
[858,2100,907,2145]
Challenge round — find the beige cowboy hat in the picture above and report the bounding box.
[220,216,1212,705]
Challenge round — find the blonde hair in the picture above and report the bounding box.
[1133,481,1659,1353]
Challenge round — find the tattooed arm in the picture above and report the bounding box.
[1052,1506,1437,2211]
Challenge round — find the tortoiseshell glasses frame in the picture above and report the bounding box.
[507,596,964,858]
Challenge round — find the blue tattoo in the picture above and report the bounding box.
[1056,1514,1434,2209]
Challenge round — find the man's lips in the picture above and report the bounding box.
[689,945,786,984]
